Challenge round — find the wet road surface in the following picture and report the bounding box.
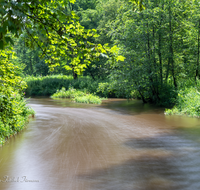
[1,98,200,190]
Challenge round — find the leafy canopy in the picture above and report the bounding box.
[0,0,124,74]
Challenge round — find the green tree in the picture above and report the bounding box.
[0,47,34,144]
[103,0,200,105]
[0,0,112,76]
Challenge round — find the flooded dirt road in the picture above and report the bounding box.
[1,98,200,190]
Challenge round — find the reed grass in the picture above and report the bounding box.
[51,87,105,104]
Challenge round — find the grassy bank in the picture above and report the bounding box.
[51,87,105,104]
[24,75,200,117]
[0,93,35,145]
[165,82,200,117]
[0,49,35,146]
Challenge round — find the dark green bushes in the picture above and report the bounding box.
[25,75,74,96]
[24,75,178,106]
[25,75,116,97]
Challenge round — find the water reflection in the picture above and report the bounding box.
[101,99,165,115]
[0,98,200,190]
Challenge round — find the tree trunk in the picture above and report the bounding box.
[135,82,147,103]
[158,2,163,87]
[167,2,177,88]
[195,19,200,80]
[72,69,77,79]
[152,24,159,97]
[147,21,159,101]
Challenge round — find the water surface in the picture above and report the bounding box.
[1,98,200,190]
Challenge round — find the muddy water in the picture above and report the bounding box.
[1,98,200,190]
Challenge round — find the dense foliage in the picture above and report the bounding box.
[165,80,200,117]
[24,75,110,97]
[0,0,118,144]
[0,48,34,145]
[1,0,200,146]
[72,0,200,111]
[14,0,200,104]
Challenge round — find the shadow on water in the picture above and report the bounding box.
[101,99,165,115]
[78,133,200,190]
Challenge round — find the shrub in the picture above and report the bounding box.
[51,87,85,98]
[74,94,102,104]
[0,48,35,145]
[165,86,200,117]
[24,75,101,96]
[51,87,105,104]
[24,74,119,98]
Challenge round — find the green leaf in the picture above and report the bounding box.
[116,55,125,62]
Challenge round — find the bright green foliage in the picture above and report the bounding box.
[52,87,104,104]
[68,0,125,80]
[74,95,102,104]
[0,48,34,145]
[0,0,119,76]
[129,0,145,11]
[165,86,200,117]
[3,0,200,119]
[14,35,73,76]
[51,87,85,98]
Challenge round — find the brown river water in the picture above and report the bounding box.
[1,98,200,190]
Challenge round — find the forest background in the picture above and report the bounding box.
[1,0,200,144]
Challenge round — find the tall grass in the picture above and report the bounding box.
[51,87,104,104]
[51,87,85,98]
[165,79,200,117]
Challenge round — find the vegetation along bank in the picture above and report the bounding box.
[1,0,200,144]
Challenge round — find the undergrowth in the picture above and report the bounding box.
[165,80,200,117]
[0,48,35,146]
[24,75,117,98]
[51,87,105,104]
[0,93,35,145]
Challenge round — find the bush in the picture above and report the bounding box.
[165,86,200,117]
[74,94,102,104]
[24,74,118,98]
[0,93,35,145]
[51,87,105,104]
[156,83,177,106]
[51,87,85,98]
[0,48,35,145]
[97,82,117,97]
[25,75,100,96]
[25,75,74,96]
